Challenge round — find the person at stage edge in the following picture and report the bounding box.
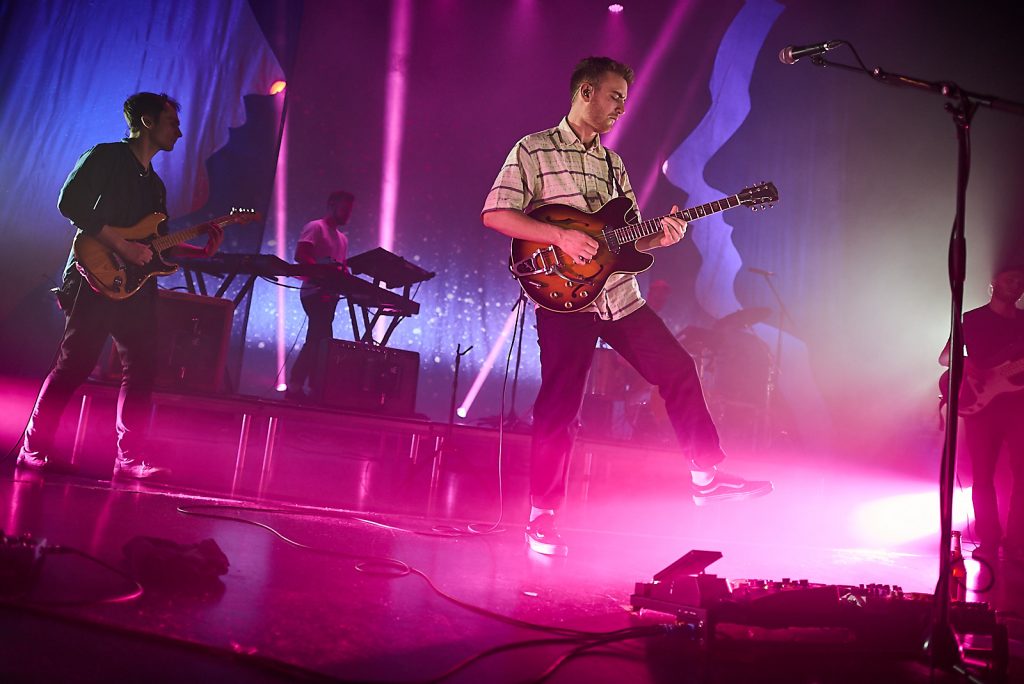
[286,191,354,401]
[940,263,1024,562]
[481,56,773,557]
[17,92,225,480]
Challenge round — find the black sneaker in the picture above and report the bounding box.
[526,513,568,557]
[113,457,170,480]
[692,471,773,506]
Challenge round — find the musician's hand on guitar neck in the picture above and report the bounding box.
[652,206,688,248]
[202,223,225,257]
[557,228,599,265]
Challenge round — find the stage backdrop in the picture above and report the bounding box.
[1,0,1022,465]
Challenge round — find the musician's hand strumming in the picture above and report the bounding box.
[558,227,599,265]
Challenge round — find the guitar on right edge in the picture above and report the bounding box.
[939,347,1024,416]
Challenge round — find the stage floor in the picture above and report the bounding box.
[2,466,1022,683]
[1,378,1022,682]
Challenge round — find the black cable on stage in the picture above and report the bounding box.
[179,501,480,540]
[1,542,144,607]
[175,502,648,639]
[530,626,675,683]
[464,295,527,537]
[421,625,669,684]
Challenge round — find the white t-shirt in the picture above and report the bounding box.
[297,219,348,297]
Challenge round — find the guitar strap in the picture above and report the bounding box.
[604,148,639,223]
[604,149,623,197]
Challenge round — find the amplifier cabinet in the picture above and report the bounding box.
[313,340,419,415]
[100,290,234,393]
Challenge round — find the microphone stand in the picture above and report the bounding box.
[807,47,1024,670]
[477,291,531,431]
[430,342,473,516]
[447,343,473,437]
[503,290,530,430]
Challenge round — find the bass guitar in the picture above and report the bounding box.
[509,182,777,311]
[73,208,260,300]
[939,350,1024,416]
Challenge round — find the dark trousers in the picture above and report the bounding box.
[289,295,339,391]
[531,305,725,509]
[23,280,158,461]
[964,394,1024,549]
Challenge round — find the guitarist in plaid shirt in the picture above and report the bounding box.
[482,57,772,557]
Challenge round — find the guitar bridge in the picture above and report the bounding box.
[510,245,561,278]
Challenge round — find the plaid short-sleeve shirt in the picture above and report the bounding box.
[482,117,646,320]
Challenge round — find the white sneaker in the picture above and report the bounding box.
[16,452,49,470]
[525,513,568,556]
[113,457,170,480]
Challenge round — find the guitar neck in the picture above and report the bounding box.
[149,215,236,254]
[613,194,742,244]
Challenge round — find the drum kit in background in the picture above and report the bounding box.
[581,306,780,451]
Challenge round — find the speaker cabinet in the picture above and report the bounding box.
[313,340,419,415]
[155,290,233,392]
[101,290,234,393]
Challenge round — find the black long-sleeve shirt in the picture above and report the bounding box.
[58,141,167,280]
[964,305,1024,368]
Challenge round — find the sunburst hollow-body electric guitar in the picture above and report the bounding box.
[509,182,778,312]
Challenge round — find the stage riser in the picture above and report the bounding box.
[48,383,780,545]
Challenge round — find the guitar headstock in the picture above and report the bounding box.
[738,182,778,212]
[229,207,263,223]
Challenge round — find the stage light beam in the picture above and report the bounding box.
[273,98,289,389]
[379,0,412,253]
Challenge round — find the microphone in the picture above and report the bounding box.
[747,267,775,277]
[778,40,842,65]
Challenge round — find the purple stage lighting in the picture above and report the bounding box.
[608,3,624,13]
[380,0,412,253]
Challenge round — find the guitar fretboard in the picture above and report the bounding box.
[611,194,741,244]
[149,214,246,253]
